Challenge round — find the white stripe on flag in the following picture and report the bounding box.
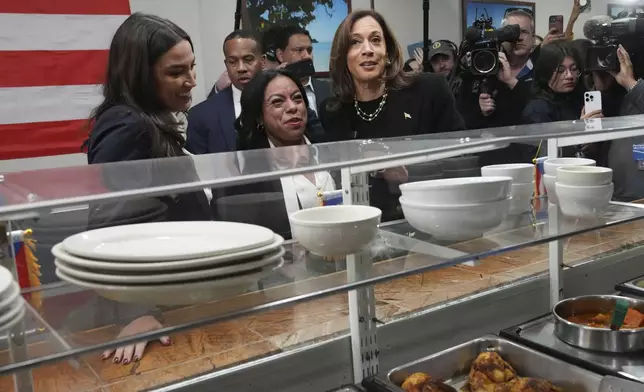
[0,85,103,124]
[0,14,128,51]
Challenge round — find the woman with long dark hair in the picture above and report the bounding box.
[85,13,210,365]
[214,69,336,238]
[319,9,463,221]
[522,40,595,125]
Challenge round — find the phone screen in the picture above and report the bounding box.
[549,15,564,33]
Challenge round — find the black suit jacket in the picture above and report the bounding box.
[311,77,331,114]
[87,105,211,223]
[186,87,237,154]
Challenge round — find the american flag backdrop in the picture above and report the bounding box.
[0,1,131,160]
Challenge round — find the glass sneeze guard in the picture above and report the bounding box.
[2,198,644,375]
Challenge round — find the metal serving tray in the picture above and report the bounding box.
[387,335,602,391]
[616,276,644,298]
[501,315,644,383]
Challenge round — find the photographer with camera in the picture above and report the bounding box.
[453,9,538,164]
[579,13,644,200]
[600,44,644,201]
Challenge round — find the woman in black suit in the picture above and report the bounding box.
[84,13,210,365]
[319,10,464,220]
[213,69,336,239]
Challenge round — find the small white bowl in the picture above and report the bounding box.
[543,174,558,204]
[482,164,534,184]
[556,166,613,187]
[289,205,382,256]
[400,197,510,241]
[399,176,512,205]
[556,182,614,218]
[544,157,595,176]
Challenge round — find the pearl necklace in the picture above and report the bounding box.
[354,88,388,122]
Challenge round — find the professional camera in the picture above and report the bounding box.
[458,12,521,76]
[584,12,644,71]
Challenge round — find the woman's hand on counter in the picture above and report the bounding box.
[102,315,171,364]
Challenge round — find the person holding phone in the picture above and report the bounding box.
[275,26,331,116]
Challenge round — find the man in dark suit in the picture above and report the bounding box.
[186,30,264,154]
[275,26,331,116]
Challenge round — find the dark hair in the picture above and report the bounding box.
[223,30,263,55]
[534,40,583,97]
[235,69,310,150]
[89,13,192,157]
[328,10,414,109]
[275,26,312,51]
[262,26,284,61]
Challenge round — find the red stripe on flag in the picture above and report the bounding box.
[0,50,108,88]
[0,0,130,15]
[0,120,88,159]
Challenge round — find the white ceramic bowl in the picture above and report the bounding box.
[289,205,382,256]
[556,166,613,187]
[400,197,511,241]
[482,163,534,184]
[509,182,535,215]
[543,174,558,204]
[544,157,595,176]
[399,176,512,205]
[556,182,614,218]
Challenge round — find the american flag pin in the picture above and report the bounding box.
[404,112,411,119]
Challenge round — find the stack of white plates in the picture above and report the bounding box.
[53,221,285,306]
[0,267,25,333]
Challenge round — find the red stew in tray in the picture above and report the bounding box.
[567,308,644,329]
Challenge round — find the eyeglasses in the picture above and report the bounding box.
[555,66,581,77]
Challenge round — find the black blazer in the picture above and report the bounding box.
[186,86,237,154]
[319,72,464,141]
[87,105,211,224]
[311,77,332,114]
[213,128,328,239]
[318,73,464,221]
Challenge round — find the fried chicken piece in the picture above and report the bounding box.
[467,352,518,392]
[506,377,562,392]
[402,372,432,392]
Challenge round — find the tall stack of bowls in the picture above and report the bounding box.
[555,166,614,218]
[481,164,535,215]
[543,158,596,204]
[399,177,512,241]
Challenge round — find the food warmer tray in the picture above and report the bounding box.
[387,335,601,392]
[616,276,644,298]
[500,314,644,383]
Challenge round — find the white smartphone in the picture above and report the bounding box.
[584,91,602,114]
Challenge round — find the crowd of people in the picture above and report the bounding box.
[83,3,644,363]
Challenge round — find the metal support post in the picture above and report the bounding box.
[0,221,34,392]
[546,140,564,307]
[341,169,380,382]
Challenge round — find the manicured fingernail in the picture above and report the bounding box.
[161,338,171,345]
[123,359,129,365]
[113,357,120,364]
[102,354,108,360]
[134,356,140,362]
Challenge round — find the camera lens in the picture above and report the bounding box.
[473,50,497,74]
